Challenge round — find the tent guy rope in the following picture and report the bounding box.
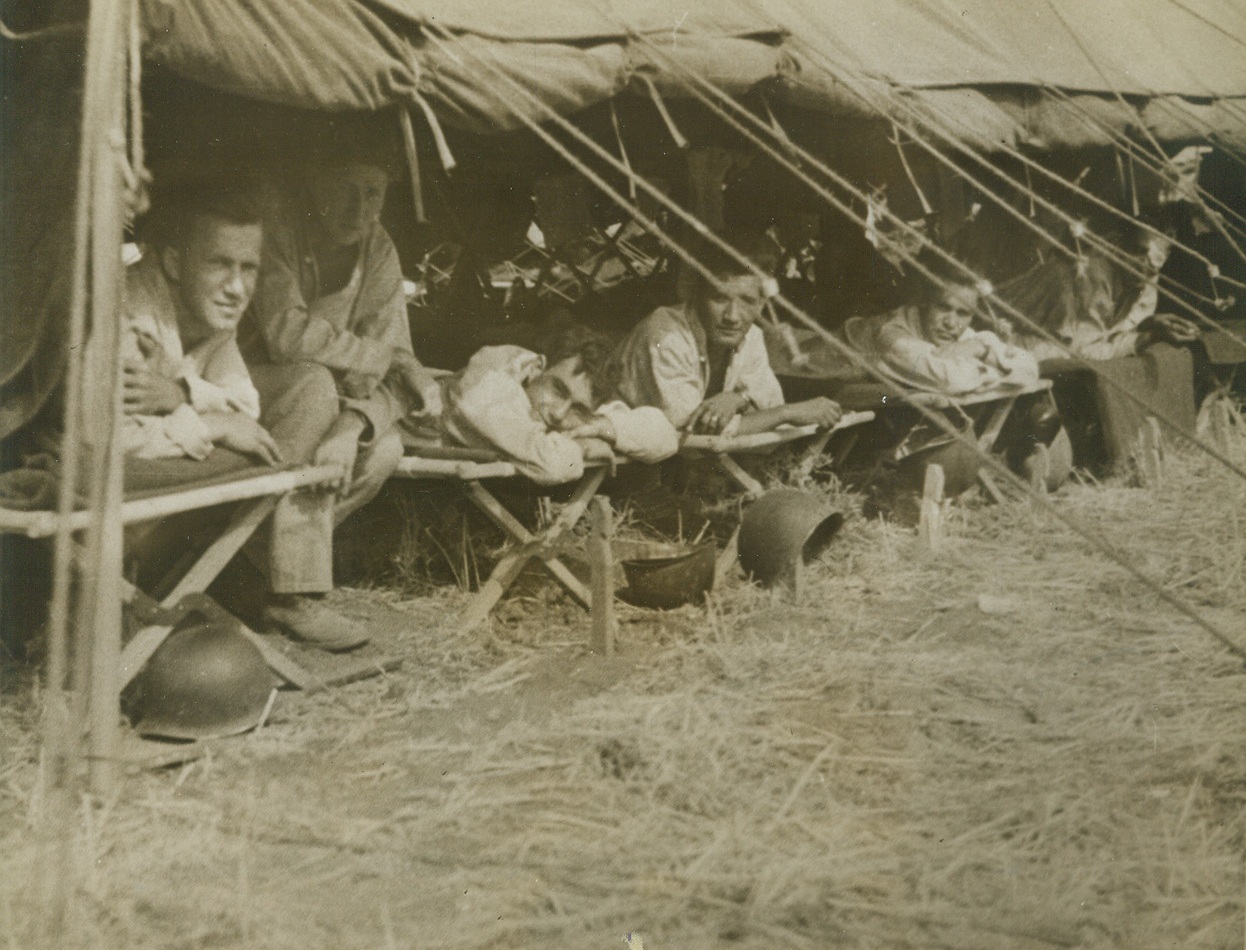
[421,21,1246,663]
[603,10,1246,487]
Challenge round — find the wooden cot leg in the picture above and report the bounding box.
[804,426,835,459]
[536,467,607,546]
[977,469,1007,505]
[462,481,591,607]
[115,577,325,693]
[797,426,837,471]
[973,395,1019,504]
[235,628,327,692]
[454,544,537,635]
[118,622,179,691]
[716,454,765,498]
[455,468,607,634]
[158,495,279,608]
[976,395,1018,453]
[792,427,835,482]
[588,497,616,656]
[117,495,281,689]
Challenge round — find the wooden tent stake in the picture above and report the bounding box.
[1209,396,1234,453]
[919,463,946,551]
[1137,416,1165,489]
[588,497,617,656]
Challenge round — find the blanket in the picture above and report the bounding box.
[1043,343,1195,473]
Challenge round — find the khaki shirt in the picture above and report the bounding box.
[98,253,259,460]
[609,303,784,432]
[246,198,415,443]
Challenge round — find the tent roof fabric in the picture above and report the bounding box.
[141,0,1246,140]
[368,0,776,43]
[767,0,1246,98]
[369,0,1246,103]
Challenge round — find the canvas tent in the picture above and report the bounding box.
[0,0,1243,808]
[4,0,1245,440]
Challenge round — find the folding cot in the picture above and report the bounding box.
[783,374,1056,502]
[394,443,607,635]
[1,462,399,760]
[394,411,877,633]
[680,410,877,498]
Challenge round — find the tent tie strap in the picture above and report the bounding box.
[609,99,637,201]
[413,91,456,173]
[398,107,427,223]
[641,76,688,149]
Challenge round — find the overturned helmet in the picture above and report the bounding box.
[622,541,716,610]
[124,620,275,741]
[738,489,844,588]
[895,439,982,497]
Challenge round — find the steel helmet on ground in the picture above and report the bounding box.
[737,489,844,588]
[123,619,275,741]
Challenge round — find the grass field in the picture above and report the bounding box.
[2,416,1244,949]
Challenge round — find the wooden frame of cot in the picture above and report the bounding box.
[680,410,876,578]
[679,410,877,498]
[394,412,877,634]
[0,464,399,763]
[826,379,1055,502]
[394,447,608,635]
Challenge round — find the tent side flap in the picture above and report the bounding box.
[417,35,626,134]
[1,37,84,439]
[141,0,417,111]
[626,35,790,102]
[1142,96,1246,151]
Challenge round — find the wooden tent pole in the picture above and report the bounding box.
[36,0,131,940]
[42,13,99,793]
[35,84,93,950]
[76,0,130,798]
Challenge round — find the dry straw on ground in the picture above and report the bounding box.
[2,413,1244,949]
